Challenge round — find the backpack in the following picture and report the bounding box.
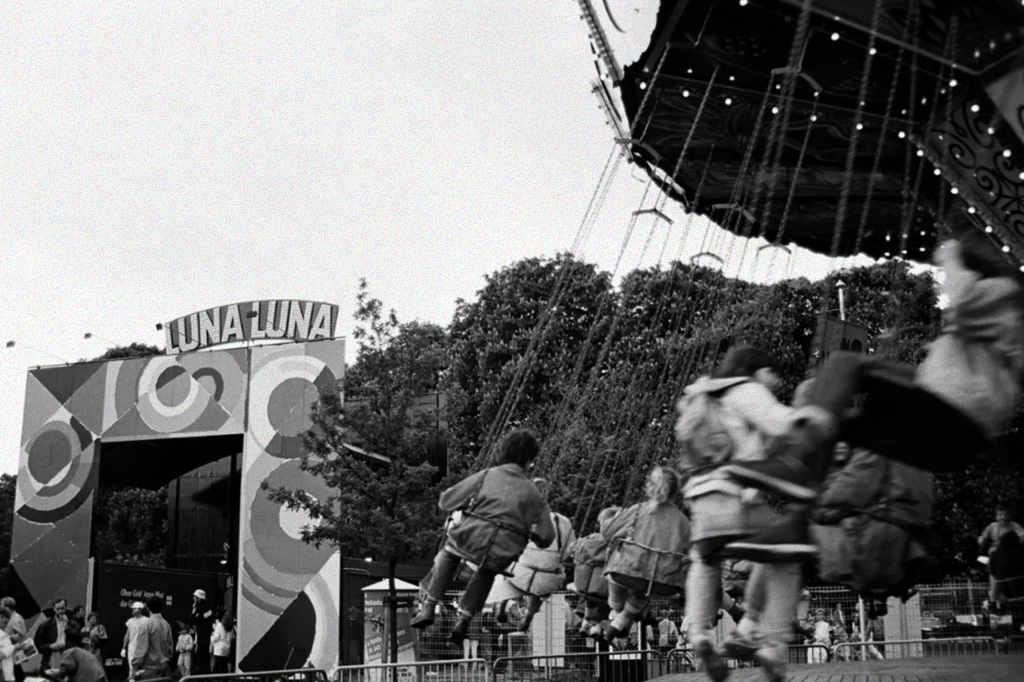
[675,378,747,470]
[810,449,932,600]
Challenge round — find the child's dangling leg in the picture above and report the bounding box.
[495,599,509,624]
[412,549,463,629]
[684,551,729,682]
[519,595,543,632]
[449,565,499,645]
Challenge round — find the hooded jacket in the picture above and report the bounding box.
[602,502,691,591]
[440,463,555,573]
[571,532,612,598]
[917,277,1024,439]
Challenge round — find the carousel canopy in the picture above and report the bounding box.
[579,0,1024,263]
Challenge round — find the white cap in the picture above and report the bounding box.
[193,589,206,600]
[131,601,145,611]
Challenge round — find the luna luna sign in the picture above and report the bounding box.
[163,300,339,353]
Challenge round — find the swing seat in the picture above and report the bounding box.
[685,471,812,562]
[846,367,991,472]
[509,565,565,597]
[573,561,609,599]
[606,572,681,597]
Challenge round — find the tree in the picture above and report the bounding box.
[88,343,163,361]
[446,254,614,471]
[266,280,445,667]
[90,485,168,567]
[0,474,15,568]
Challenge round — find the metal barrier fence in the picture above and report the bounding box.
[410,583,1020,664]
[832,637,999,660]
[183,670,329,682]
[491,650,661,682]
[334,659,489,682]
[662,644,831,673]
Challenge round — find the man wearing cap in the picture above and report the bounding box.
[189,590,214,675]
[122,602,149,680]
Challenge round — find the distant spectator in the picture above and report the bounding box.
[70,608,86,628]
[83,614,107,662]
[210,616,234,674]
[133,596,173,680]
[122,602,148,680]
[37,598,72,669]
[175,627,196,678]
[188,590,215,675]
[980,505,1024,610]
[1,598,27,682]
[48,623,106,682]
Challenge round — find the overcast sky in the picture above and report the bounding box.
[1,2,857,476]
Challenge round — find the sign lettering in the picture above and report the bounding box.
[163,300,339,354]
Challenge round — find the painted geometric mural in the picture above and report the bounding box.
[237,341,344,670]
[12,340,344,671]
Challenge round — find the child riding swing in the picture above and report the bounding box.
[411,429,555,645]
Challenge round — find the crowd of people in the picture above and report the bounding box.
[0,588,235,682]
[410,233,1024,682]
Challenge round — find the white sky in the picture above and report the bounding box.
[0,1,866,476]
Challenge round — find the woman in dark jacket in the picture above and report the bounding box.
[411,429,556,644]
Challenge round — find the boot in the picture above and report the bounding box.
[448,613,472,646]
[752,646,787,682]
[496,600,508,624]
[410,600,437,629]
[693,638,729,682]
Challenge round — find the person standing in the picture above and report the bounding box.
[210,616,234,674]
[175,627,195,678]
[37,599,71,670]
[1,599,26,682]
[189,590,215,675]
[979,505,1024,610]
[132,597,173,680]
[82,614,107,663]
[0,607,35,682]
[122,603,148,680]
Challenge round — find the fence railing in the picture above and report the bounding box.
[491,650,662,682]
[183,670,330,682]
[832,637,999,660]
[334,659,489,682]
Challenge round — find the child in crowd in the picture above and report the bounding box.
[601,466,690,642]
[493,479,576,632]
[176,626,196,677]
[412,429,556,645]
[570,506,621,638]
[83,613,107,661]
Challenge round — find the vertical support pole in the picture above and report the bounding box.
[858,596,867,660]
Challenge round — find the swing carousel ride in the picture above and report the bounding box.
[577,0,1024,264]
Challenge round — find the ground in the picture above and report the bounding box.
[649,654,1024,682]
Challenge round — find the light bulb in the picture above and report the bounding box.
[971,104,980,113]
[771,106,779,114]
[985,226,994,233]
[1003,245,1011,253]
[1003,149,1012,158]
[898,131,906,139]
[725,97,733,105]
[831,32,840,41]
[683,90,690,97]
